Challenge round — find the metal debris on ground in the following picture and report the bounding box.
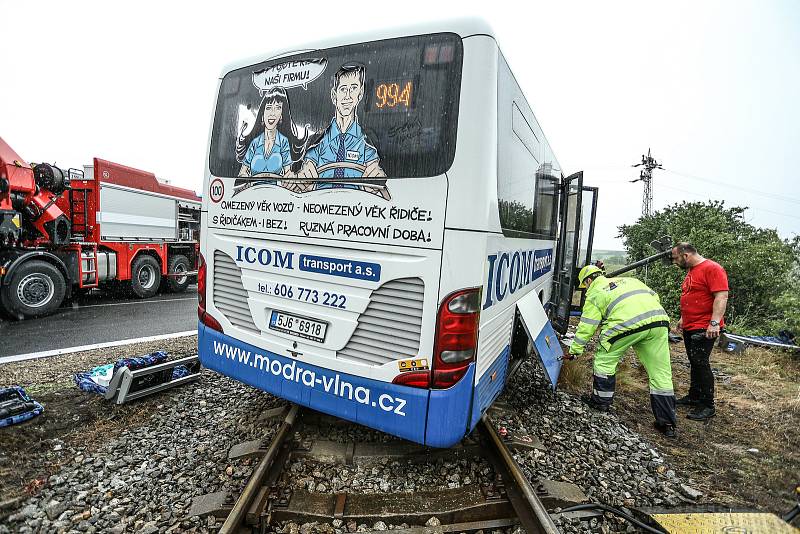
[73,351,201,404]
[0,386,44,428]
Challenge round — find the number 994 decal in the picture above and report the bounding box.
[258,281,347,309]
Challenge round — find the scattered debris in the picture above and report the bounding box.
[0,386,44,428]
[679,483,704,500]
[720,331,799,354]
[74,351,201,404]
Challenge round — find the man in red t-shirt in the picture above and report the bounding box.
[671,242,729,421]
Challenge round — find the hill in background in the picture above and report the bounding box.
[592,249,627,271]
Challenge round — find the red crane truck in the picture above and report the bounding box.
[0,136,201,320]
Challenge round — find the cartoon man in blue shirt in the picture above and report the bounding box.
[297,64,388,198]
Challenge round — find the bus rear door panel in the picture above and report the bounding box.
[202,231,443,385]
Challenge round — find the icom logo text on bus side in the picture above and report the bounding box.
[483,248,553,310]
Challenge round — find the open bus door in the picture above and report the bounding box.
[513,172,597,388]
[549,171,588,335]
[576,184,599,302]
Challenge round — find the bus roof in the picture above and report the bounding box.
[217,18,495,78]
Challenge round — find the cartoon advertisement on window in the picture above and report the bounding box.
[235,60,391,200]
[208,34,463,246]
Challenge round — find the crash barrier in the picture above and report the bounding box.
[0,386,44,428]
[75,351,201,404]
[719,331,798,355]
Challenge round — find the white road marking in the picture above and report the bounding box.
[0,331,197,364]
[73,297,197,309]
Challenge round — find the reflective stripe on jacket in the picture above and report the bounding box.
[570,275,669,355]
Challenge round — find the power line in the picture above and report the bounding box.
[661,168,800,205]
[658,183,800,222]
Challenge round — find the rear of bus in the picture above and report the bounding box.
[199,26,490,447]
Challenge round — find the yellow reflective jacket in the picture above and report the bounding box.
[570,275,670,355]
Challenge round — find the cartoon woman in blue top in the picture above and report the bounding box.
[235,87,306,185]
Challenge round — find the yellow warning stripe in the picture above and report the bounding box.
[651,512,798,533]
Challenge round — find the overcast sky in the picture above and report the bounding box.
[1,0,797,249]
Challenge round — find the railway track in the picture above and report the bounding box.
[190,403,592,533]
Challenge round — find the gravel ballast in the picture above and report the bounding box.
[497,359,706,532]
[2,338,711,533]
[1,337,284,534]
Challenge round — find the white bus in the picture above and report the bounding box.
[199,19,598,447]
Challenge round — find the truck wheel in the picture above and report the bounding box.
[165,255,190,293]
[2,260,66,319]
[131,255,161,298]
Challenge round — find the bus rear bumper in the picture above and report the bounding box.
[198,323,474,448]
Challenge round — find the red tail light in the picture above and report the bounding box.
[392,371,431,388]
[432,288,481,388]
[392,287,481,390]
[197,252,223,332]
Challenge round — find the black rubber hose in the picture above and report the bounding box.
[559,503,665,534]
[784,504,799,523]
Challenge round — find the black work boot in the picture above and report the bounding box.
[654,421,677,439]
[676,395,700,407]
[686,406,716,421]
[581,394,610,412]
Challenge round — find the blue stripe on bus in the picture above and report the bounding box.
[425,364,476,448]
[469,344,510,430]
[198,324,475,447]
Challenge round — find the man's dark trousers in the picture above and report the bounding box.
[683,329,716,408]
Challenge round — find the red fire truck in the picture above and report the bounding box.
[0,136,201,320]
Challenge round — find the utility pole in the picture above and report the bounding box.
[631,148,663,217]
[630,149,663,282]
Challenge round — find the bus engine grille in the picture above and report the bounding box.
[213,250,259,334]
[338,277,425,367]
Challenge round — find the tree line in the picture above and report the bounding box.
[617,201,800,335]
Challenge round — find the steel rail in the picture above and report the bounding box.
[219,404,299,534]
[479,414,560,534]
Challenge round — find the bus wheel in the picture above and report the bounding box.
[165,255,190,293]
[131,255,161,298]
[2,260,66,319]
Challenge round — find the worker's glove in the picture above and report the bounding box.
[560,348,577,362]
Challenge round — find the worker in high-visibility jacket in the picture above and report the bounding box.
[565,265,677,438]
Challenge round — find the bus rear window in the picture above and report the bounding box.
[209,33,463,181]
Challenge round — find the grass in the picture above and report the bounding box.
[560,332,800,514]
[558,344,649,393]
[24,379,76,397]
[558,358,590,392]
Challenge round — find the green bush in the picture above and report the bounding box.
[617,201,800,335]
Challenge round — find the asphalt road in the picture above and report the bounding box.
[0,287,198,358]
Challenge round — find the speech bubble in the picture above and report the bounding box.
[252,58,327,93]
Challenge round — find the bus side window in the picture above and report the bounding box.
[533,167,558,238]
[498,102,539,238]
